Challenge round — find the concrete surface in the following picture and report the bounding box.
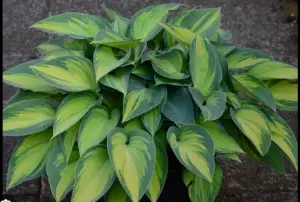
[2,0,298,201]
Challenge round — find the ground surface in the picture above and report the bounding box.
[2,0,298,201]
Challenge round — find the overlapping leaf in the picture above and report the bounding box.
[107,128,156,202]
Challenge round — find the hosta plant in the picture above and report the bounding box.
[3,3,298,202]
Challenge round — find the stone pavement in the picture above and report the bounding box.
[2,0,298,201]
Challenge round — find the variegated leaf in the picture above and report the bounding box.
[3,60,59,93]
[210,28,232,42]
[154,74,191,86]
[105,180,131,202]
[146,139,168,202]
[128,4,182,41]
[213,43,235,56]
[43,49,84,61]
[3,99,56,136]
[78,106,120,155]
[219,153,242,163]
[248,61,298,80]
[31,12,110,39]
[6,130,52,190]
[167,125,215,182]
[230,105,272,155]
[226,47,271,71]
[107,128,156,202]
[190,88,227,121]
[150,47,189,80]
[269,113,298,171]
[132,64,155,80]
[58,122,80,164]
[232,73,276,111]
[197,118,244,154]
[46,141,79,202]
[5,90,52,107]
[72,146,116,202]
[162,87,195,125]
[92,29,141,50]
[53,92,97,137]
[190,35,222,97]
[93,46,131,81]
[160,23,195,45]
[122,86,165,122]
[31,56,97,92]
[102,4,130,36]
[268,80,298,111]
[185,162,222,202]
[100,67,132,96]
[227,92,241,109]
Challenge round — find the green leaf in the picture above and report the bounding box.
[142,107,162,137]
[132,64,155,80]
[210,28,232,42]
[185,162,222,202]
[269,113,298,171]
[248,61,298,80]
[37,38,88,55]
[226,47,271,71]
[219,153,242,163]
[146,139,168,202]
[46,141,79,202]
[7,130,52,190]
[107,128,156,202]
[167,125,215,182]
[31,56,97,92]
[150,47,189,80]
[100,67,132,96]
[31,12,110,39]
[58,122,80,164]
[105,180,131,202]
[128,4,182,41]
[190,35,222,97]
[78,106,120,155]
[190,88,227,121]
[101,4,130,36]
[154,74,192,87]
[197,119,244,154]
[3,99,56,136]
[53,92,97,137]
[230,105,271,155]
[268,80,298,111]
[3,59,59,93]
[5,90,52,107]
[122,86,166,123]
[213,43,235,56]
[43,49,85,61]
[232,73,276,111]
[93,46,131,81]
[227,92,241,109]
[72,146,116,202]
[162,87,195,125]
[123,117,145,131]
[160,23,195,45]
[91,29,141,50]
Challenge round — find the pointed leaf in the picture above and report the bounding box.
[167,125,215,182]
[227,92,241,109]
[78,106,120,155]
[123,117,145,131]
[226,47,271,71]
[132,64,155,80]
[219,153,242,163]
[190,35,222,97]
[43,49,84,61]
[128,4,182,41]
[150,48,189,80]
[160,23,195,45]
[213,43,235,56]
[105,180,131,202]
[154,74,191,87]
[190,88,227,121]
[54,92,97,137]
[72,146,116,202]
[248,61,298,80]
[230,105,271,155]
[269,113,298,171]
[100,67,132,95]
[5,90,52,107]
[46,141,79,202]
[122,86,165,122]
[3,60,59,93]
[186,162,222,202]
[107,128,156,202]
[146,139,168,202]
[31,12,110,39]
[141,107,162,137]
[232,73,276,111]
[3,99,56,136]
[269,80,298,111]
[31,56,97,92]
[7,130,52,190]
[93,46,131,81]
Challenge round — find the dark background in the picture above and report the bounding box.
[2,0,298,201]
